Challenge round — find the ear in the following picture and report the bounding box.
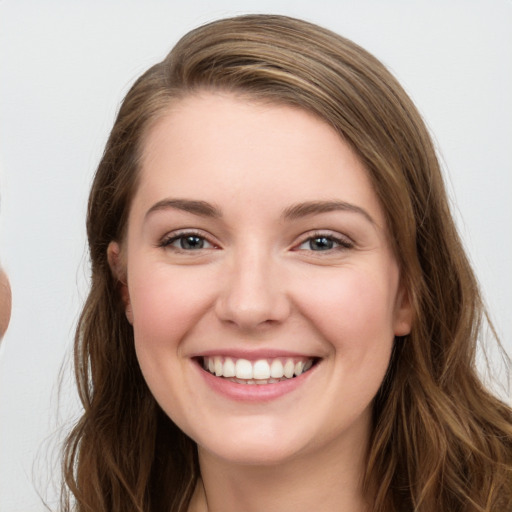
[107,241,133,324]
[393,284,413,336]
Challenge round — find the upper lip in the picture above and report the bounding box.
[190,348,320,361]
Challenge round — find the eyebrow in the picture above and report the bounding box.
[282,200,375,224]
[145,198,374,224]
[145,199,222,219]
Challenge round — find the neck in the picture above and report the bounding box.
[189,431,371,512]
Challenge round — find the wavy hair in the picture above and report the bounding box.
[61,14,512,512]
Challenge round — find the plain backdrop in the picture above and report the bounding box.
[0,1,511,510]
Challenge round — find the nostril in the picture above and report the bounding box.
[213,263,291,329]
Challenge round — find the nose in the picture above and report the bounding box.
[214,246,291,331]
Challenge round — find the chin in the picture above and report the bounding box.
[200,440,303,467]
[192,419,319,467]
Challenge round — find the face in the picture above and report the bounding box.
[0,267,11,340]
[111,93,412,467]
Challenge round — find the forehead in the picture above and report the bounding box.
[134,92,386,227]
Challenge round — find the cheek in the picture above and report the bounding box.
[127,264,218,421]
[287,268,398,439]
[297,266,398,354]
[128,263,216,352]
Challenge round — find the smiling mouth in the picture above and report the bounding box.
[199,356,318,385]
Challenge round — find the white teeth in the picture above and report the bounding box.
[283,359,295,378]
[270,359,284,378]
[223,357,235,378]
[253,359,270,379]
[235,359,253,379]
[202,356,315,383]
[214,356,223,376]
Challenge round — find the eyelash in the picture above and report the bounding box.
[159,230,354,253]
[294,232,354,252]
[158,230,217,252]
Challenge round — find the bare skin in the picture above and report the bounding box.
[111,93,412,512]
[188,420,371,512]
[0,267,11,340]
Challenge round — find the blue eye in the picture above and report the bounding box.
[161,233,214,251]
[297,234,352,251]
[305,236,335,251]
[177,235,206,250]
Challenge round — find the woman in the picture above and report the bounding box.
[61,14,512,512]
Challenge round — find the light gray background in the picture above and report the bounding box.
[1,1,511,510]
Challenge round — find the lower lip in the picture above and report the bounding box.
[196,362,316,402]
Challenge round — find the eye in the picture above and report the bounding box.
[160,232,216,251]
[296,233,353,252]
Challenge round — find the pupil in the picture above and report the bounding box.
[181,236,204,250]
[311,237,333,250]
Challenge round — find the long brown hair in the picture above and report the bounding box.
[61,14,512,512]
